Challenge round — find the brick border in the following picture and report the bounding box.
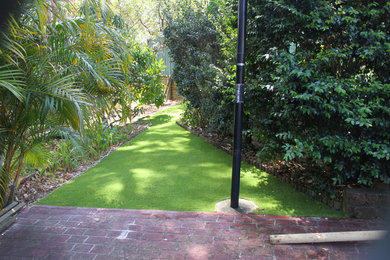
[0,205,384,259]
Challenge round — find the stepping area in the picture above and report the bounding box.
[0,205,384,259]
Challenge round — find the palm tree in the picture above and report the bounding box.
[0,1,86,207]
[0,0,166,208]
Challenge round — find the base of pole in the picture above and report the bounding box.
[215,199,259,214]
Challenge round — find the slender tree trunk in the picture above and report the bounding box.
[0,154,4,171]
[5,153,24,206]
[0,142,16,208]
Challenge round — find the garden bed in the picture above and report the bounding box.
[15,122,151,205]
[14,101,181,206]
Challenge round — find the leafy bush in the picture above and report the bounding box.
[165,0,390,186]
[164,0,234,135]
[245,0,390,186]
[0,0,165,207]
[83,120,127,160]
[48,141,82,172]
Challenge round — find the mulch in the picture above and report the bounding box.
[15,122,151,205]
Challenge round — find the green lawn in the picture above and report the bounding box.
[37,104,345,217]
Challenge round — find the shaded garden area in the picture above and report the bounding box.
[164,0,390,210]
[37,105,343,217]
[0,0,388,220]
[0,0,165,208]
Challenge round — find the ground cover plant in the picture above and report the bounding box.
[37,105,344,217]
[164,0,390,202]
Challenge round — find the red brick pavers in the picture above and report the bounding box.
[0,205,384,259]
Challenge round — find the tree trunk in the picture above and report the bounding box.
[0,143,16,209]
[5,154,24,207]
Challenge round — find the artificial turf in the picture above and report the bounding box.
[37,104,345,217]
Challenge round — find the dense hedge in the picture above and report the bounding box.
[165,0,390,187]
[164,1,234,135]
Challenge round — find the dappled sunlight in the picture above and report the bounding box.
[163,164,180,171]
[241,170,265,187]
[98,182,124,198]
[131,169,161,196]
[198,161,229,169]
[38,105,344,217]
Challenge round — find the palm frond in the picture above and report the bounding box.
[0,33,27,65]
[23,143,49,168]
[0,65,25,101]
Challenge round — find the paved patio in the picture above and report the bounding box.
[0,205,385,259]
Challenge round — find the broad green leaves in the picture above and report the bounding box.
[0,0,165,208]
[166,0,390,188]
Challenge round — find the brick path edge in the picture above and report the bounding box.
[0,205,385,260]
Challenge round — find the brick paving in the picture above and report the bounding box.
[0,205,385,260]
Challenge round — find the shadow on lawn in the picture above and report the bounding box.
[243,164,345,217]
[40,113,231,210]
[38,111,344,217]
[140,114,173,125]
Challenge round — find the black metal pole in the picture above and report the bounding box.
[231,0,248,209]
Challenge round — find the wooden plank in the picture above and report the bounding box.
[0,201,18,217]
[0,215,16,233]
[270,230,387,244]
[10,202,25,215]
[0,202,25,223]
[0,202,25,234]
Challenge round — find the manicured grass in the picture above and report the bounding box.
[37,104,345,217]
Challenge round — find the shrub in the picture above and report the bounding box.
[165,0,390,186]
[164,0,234,135]
[245,0,390,186]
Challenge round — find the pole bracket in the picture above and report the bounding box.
[236,84,244,103]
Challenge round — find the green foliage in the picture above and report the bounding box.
[164,0,234,135]
[51,141,81,172]
[83,120,126,160]
[111,0,167,42]
[165,0,390,187]
[0,0,165,208]
[245,0,390,186]
[37,105,344,217]
[179,102,202,127]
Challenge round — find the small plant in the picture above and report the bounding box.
[44,172,56,178]
[49,141,80,172]
[179,102,201,127]
[84,120,120,157]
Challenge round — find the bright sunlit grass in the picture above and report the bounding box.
[37,104,345,217]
